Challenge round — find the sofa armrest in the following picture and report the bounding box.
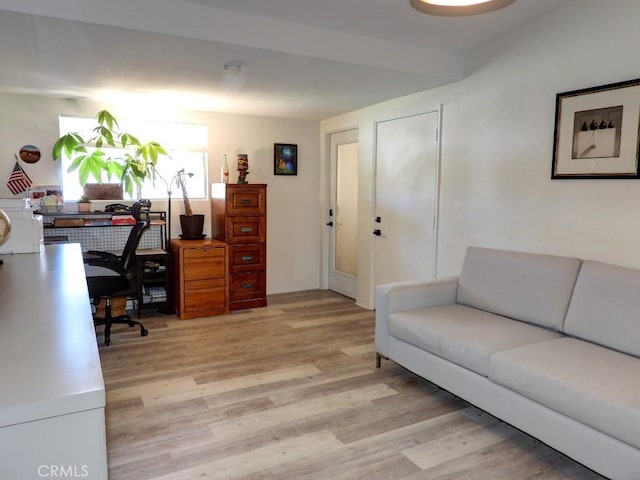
[375,277,459,357]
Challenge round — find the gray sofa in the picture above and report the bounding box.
[375,246,640,480]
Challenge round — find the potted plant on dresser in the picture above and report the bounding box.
[175,169,204,239]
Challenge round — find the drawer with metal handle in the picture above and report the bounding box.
[229,244,265,272]
[227,187,266,215]
[227,216,266,243]
[229,272,265,301]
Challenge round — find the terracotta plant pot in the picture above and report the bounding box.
[78,202,91,213]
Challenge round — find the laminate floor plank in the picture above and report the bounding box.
[205,383,397,441]
[202,367,374,410]
[101,290,607,480]
[402,420,516,469]
[334,392,468,444]
[288,311,373,328]
[164,430,345,480]
[142,364,321,407]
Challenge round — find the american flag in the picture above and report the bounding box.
[6,161,32,195]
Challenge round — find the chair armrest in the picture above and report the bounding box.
[84,258,128,277]
[86,250,120,260]
[375,277,459,357]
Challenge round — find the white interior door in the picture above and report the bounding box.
[328,128,359,298]
[373,110,440,291]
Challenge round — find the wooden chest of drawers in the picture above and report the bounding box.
[170,239,228,319]
[211,183,267,310]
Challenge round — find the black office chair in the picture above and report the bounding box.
[85,200,151,346]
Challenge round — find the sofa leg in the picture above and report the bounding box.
[376,352,383,368]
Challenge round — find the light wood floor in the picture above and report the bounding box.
[99,290,607,480]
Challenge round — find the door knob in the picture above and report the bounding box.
[326,221,334,227]
[373,229,382,236]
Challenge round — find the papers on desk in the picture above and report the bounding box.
[83,218,112,226]
[112,215,136,225]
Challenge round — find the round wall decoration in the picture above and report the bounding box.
[0,208,11,247]
[19,144,41,163]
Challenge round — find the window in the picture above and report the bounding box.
[140,150,207,199]
[58,115,208,201]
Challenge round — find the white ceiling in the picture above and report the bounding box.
[0,0,571,120]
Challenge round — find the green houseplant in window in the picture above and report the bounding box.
[52,110,169,197]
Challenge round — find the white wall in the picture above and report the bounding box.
[5,0,640,304]
[322,0,640,308]
[0,94,321,295]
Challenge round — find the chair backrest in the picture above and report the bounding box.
[119,200,152,270]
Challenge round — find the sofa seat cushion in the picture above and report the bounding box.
[490,337,640,450]
[388,304,563,376]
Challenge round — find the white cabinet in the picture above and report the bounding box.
[0,245,107,479]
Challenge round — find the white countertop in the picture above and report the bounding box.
[0,244,105,427]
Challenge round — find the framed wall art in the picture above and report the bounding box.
[274,143,297,176]
[551,77,640,179]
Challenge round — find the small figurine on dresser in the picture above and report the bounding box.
[237,154,249,184]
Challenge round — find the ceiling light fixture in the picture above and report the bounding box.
[409,0,517,16]
[223,62,243,74]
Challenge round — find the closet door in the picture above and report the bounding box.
[373,110,440,292]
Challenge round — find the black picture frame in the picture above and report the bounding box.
[552,77,640,179]
[274,143,298,176]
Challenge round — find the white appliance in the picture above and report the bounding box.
[0,198,44,254]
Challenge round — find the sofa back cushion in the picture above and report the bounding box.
[457,247,582,330]
[564,260,640,357]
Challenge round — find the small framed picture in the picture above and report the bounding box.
[274,143,298,176]
[552,78,640,179]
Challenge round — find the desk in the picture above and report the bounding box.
[43,210,166,252]
[0,244,107,479]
